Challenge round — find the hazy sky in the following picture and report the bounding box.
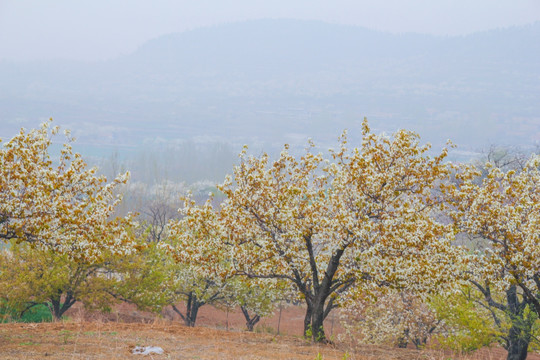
[1,0,539,61]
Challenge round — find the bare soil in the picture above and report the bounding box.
[1,303,539,360]
[0,321,347,360]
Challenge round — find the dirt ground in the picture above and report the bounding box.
[65,301,338,338]
[0,321,347,360]
[1,303,539,360]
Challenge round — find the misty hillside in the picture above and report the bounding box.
[1,19,539,157]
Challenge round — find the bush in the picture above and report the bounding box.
[340,290,440,349]
[431,290,498,353]
[1,301,53,323]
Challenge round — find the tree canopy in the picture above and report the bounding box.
[0,119,135,261]
[175,119,465,341]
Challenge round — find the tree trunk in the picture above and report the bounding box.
[49,298,62,320]
[48,292,77,320]
[299,243,349,342]
[240,306,260,331]
[303,302,313,337]
[301,276,341,341]
[397,328,409,348]
[310,301,327,342]
[505,285,531,360]
[172,293,204,327]
[507,324,530,360]
[187,298,200,327]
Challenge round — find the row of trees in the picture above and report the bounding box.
[0,120,284,331]
[0,119,538,360]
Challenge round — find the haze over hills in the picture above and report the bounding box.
[1,19,539,167]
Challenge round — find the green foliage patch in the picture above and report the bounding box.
[0,302,53,323]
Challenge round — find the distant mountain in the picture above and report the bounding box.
[1,19,539,158]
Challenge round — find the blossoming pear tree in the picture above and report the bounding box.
[165,196,290,330]
[0,120,135,261]
[216,119,463,342]
[448,155,540,360]
[164,197,239,327]
[229,276,288,331]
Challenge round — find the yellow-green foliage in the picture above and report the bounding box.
[521,306,540,352]
[431,289,499,353]
[0,240,119,319]
[104,238,174,312]
[498,304,540,353]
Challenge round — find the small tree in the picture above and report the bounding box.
[168,266,232,327]
[165,197,238,327]
[0,241,118,320]
[231,277,286,331]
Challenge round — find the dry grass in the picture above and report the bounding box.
[0,320,346,360]
[1,320,539,360]
[1,304,539,360]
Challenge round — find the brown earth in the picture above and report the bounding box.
[0,303,539,360]
[62,301,343,338]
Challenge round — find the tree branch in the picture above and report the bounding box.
[470,280,508,312]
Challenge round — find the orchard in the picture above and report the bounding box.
[1,119,538,360]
